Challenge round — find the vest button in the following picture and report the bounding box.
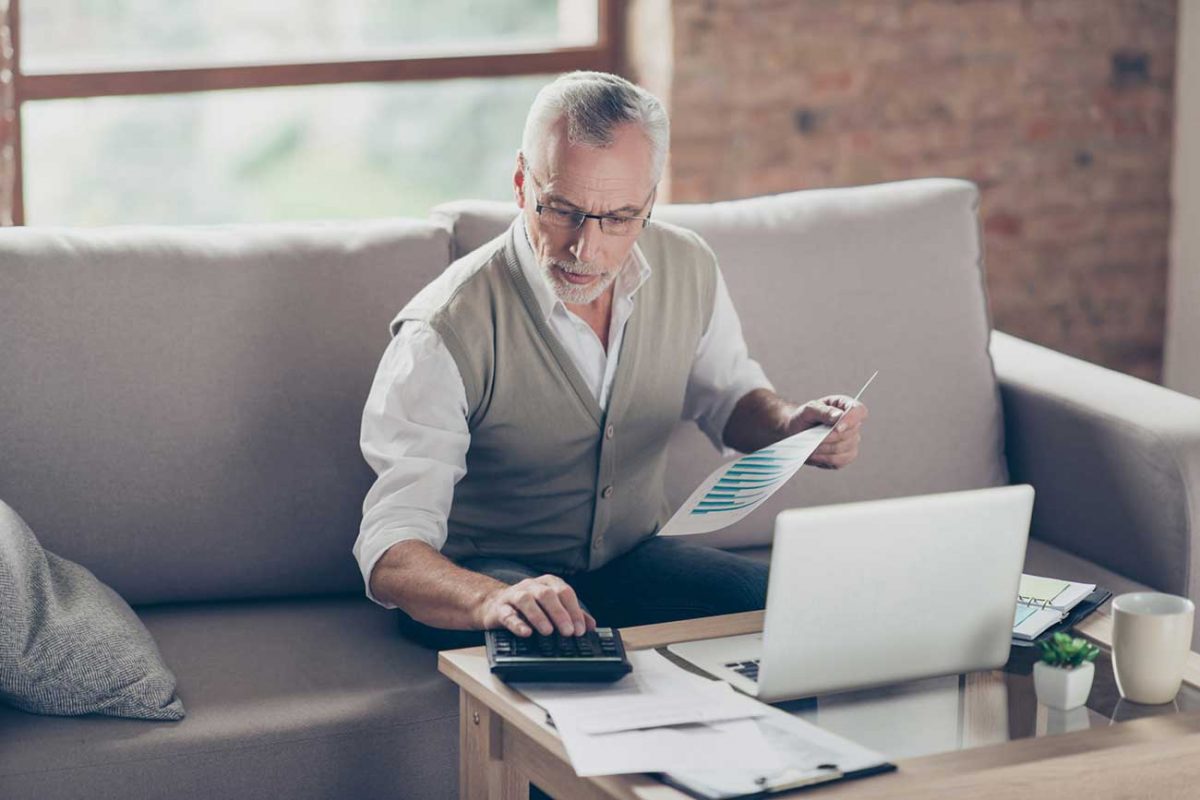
[601,485,614,499]
[605,425,615,439]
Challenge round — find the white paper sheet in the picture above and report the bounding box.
[517,650,780,776]
[660,371,878,536]
[517,650,766,735]
[1012,604,1065,640]
[1018,574,1096,612]
[554,717,782,777]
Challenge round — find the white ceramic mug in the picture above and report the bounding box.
[1111,592,1195,704]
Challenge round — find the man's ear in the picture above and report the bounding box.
[513,152,527,209]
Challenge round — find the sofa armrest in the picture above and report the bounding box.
[989,331,1200,597]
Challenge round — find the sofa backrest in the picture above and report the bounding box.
[432,178,1010,549]
[0,179,1010,605]
[0,220,450,604]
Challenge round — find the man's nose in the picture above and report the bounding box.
[569,217,602,263]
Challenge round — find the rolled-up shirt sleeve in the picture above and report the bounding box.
[354,321,470,609]
[681,266,774,453]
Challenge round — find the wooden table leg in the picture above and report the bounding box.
[460,690,529,800]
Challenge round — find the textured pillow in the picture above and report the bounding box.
[0,500,185,720]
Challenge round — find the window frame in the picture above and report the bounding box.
[4,0,624,225]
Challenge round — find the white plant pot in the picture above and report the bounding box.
[1033,661,1095,711]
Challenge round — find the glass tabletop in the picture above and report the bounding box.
[762,640,1200,762]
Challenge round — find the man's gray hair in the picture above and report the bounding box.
[521,71,669,184]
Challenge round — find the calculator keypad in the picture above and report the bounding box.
[486,627,632,682]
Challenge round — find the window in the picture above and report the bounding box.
[6,0,619,225]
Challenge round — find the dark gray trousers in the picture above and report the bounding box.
[396,536,769,650]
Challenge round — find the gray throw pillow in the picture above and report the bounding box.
[0,500,185,720]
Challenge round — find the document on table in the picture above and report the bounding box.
[551,717,781,778]
[660,371,878,537]
[516,650,778,776]
[660,703,895,798]
[518,650,766,734]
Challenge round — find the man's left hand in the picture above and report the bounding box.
[787,395,869,470]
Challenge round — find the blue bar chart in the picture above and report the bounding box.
[691,449,803,515]
[658,426,829,536]
[660,371,877,537]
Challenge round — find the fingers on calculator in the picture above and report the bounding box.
[485,627,632,682]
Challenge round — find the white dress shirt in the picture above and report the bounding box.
[354,220,772,607]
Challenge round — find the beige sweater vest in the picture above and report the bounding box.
[392,221,718,572]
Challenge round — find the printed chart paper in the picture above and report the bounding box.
[660,371,878,537]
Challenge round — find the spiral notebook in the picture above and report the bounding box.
[1011,574,1098,641]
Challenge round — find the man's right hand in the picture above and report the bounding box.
[478,575,596,637]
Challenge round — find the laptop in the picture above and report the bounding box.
[668,484,1034,702]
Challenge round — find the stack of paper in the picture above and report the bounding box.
[516,650,780,777]
[516,649,894,789]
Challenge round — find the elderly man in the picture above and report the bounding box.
[354,71,868,648]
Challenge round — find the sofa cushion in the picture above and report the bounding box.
[432,179,1009,548]
[0,501,183,720]
[0,596,459,800]
[0,220,451,604]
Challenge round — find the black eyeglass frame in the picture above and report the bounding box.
[523,160,655,236]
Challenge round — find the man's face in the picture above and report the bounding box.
[515,119,656,307]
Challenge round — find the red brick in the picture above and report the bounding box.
[984,212,1024,238]
[640,0,1178,382]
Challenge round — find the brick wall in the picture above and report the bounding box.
[636,0,1177,381]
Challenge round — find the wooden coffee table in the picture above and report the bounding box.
[439,612,1200,799]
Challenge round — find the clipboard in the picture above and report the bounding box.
[652,709,896,799]
[659,762,897,799]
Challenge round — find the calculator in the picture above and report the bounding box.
[485,626,632,682]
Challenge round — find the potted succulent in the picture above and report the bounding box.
[1033,631,1101,711]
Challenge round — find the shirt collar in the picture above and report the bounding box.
[514,217,651,323]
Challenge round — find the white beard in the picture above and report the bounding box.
[541,259,617,305]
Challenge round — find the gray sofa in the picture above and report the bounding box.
[2,179,1197,799]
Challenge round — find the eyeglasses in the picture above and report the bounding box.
[526,169,654,237]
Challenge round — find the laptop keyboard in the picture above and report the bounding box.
[724,658,760,682]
